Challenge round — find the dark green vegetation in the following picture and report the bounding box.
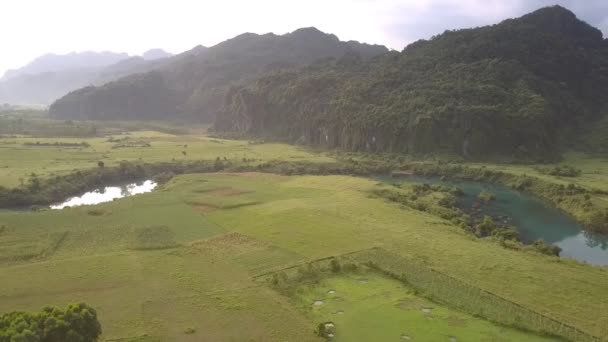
[0,303,101,342]
[215,6,608,161]
[49,28,387,122]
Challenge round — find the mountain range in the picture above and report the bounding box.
[213,6,608,160]
[0,49,173,105]
[45,6,608,160]
[49,28,388,121]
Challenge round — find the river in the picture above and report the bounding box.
[381,176,608,266]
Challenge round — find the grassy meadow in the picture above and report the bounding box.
[0,130,332,187]
[293,271,554,341]
[0,124,607,341]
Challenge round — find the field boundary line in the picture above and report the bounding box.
[256,246,603,342]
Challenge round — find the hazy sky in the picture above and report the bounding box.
[1,0,607,76]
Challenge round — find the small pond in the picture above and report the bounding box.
[380,176,608,266]
[50,180,157,210]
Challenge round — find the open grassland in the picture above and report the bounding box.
[1,172,607,340]
[293,271,553,341]
[470,152,608,192]
[0,131,333,187]
[0,122,607,340]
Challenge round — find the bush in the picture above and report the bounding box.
[536,165,581,177]
[478,190,496,203]
[474,216,498,237]
[532,240,562,256]
[316,322,335,338]
[492,227,519,241]
[0,303,102,342]
[330,259,341,273]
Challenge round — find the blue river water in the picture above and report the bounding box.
[381,176,608,266]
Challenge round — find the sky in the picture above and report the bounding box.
[1,0,607,76]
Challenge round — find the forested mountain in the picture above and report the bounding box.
[214,6,608,160]
[49,28,389,121]
[0,50,172,105]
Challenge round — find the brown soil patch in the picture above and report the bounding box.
[188,232,268,257]
[207,187,253,197]
[192,203,219,213]
[446,316,468,327]
[219,172,289,181]
[194,186,253,196]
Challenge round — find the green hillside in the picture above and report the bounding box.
[215,6,608,160]
[49,28,387,122]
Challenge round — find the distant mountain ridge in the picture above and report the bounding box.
[0,50,173,105]
[48,6,608,160]
[1,51,129,80]
[49,27,389,121]
[142,49,174,60]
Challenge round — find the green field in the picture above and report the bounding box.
[0,130,332,187]
[294,271,553,341]
[1,127,607,341]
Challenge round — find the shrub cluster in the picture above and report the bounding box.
[0,303,102,342]
[535,165,581,177]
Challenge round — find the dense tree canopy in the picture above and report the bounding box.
[48,6,608,161]
[0,303,102,342]
[214,6,608,160]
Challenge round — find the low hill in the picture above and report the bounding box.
[214,6,608,160]
[49,28,389,121]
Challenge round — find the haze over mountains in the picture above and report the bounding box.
[47,6,608,161]
[0,49,173,105]
[49,28,388,121]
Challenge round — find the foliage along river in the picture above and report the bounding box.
[382,176,608,266]
[50,180,157,209]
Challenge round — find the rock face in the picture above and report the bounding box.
[49,28,389,122]
[214,6,608,160]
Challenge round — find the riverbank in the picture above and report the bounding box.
[374,175,608,266]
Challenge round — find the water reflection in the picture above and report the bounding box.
[50,180,157,209]
[380,176,608,266]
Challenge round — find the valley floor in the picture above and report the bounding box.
[0,128,607,341]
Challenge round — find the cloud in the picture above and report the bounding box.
[380,0,608,49]
[0,0,606,76]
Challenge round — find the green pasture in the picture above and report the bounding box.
[1,172,605,340]
[0,131,332,187]
[294,271,553,341]
[0,121,607,341]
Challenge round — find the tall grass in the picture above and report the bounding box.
[343,248,601,342]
